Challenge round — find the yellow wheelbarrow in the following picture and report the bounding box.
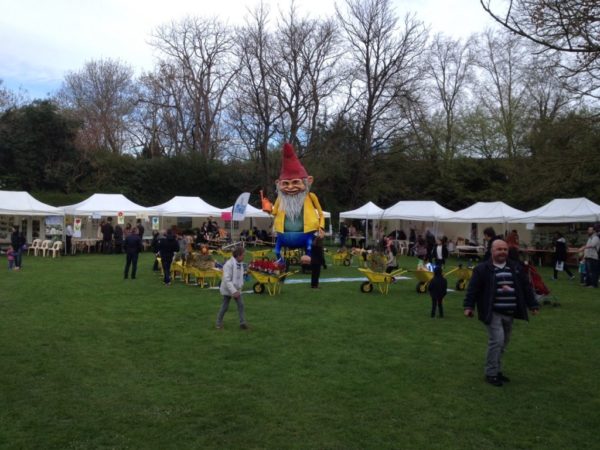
[184,266,222,288]
[358,267,408,294]
[248,269,298,296]
[414,267,459,293]
[452,265,473,291]
[331,251,352,266]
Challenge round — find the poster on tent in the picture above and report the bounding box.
[74,218,82,238]
[45,216,63,241]
[117,211,125,225]
[151,217,159,231]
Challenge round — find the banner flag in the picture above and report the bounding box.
[232,192,251,221]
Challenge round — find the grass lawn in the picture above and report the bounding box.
[0,250,599,449]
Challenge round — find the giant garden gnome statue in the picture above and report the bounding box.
[265,143,325,264]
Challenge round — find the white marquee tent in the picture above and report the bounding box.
[61,193,155,217]
[0,190,64,216]
[509,197,600,223]
[438,201,524,223]
[382,200,454,221]
[339,201,384,243]
[0,191,64,244]
[150,196,223,217]
[339,201,384,220]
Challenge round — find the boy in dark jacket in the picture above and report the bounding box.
[428,265,447,318]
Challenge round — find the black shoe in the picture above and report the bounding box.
[498,372,510,382]
[485,375,503,387]
[240,323,249,330]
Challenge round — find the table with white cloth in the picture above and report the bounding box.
[72,238,99,254]
[454,245,485,258]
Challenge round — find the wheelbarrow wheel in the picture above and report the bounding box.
[360,281,374,293]
[253,282,265,294]
[416,282,427,293]
[343,258,351,266]
[455,279,466,291]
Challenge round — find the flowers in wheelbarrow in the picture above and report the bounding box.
[249,260,286,275]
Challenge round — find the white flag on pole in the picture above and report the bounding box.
[232,192,251,221]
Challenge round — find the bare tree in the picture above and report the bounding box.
[473,30,531,159]
[335,0,427,200]
[228,2,280,191]
[272,1,341,154]
[0,80,27,112]
[58,59,137,154]
[137,64,195,157]
[523,51,574,124]
[151,17,238,159]
[421,34,475,161]
[481,0,600,97]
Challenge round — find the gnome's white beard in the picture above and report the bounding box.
[277,185,309,222]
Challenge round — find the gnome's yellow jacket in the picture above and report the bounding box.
[272,193,325,233]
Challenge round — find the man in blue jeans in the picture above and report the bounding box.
[158,229,179,285]
[464,240,540,387]
[123,227,143,279]
[580,226,600,288]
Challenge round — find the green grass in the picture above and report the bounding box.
[0,251,599,449]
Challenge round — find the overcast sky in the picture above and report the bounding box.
[0,0,496,99]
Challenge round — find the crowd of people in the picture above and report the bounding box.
[7,215,600,392]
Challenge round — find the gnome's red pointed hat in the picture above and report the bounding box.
[279,143,308,179]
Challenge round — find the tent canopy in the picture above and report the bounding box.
[339,201,384,220]
[61,193,155,216]
[150,196,222,217]
[509,197,600,223]
[220,204,271,219]
[0,190,63,216]
[439,201,525,223]
[382,200,454,221]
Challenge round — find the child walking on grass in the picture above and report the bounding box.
[6,245,15,270]
[579,257,587,285]
[428,265,447,318]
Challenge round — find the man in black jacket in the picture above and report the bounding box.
[10,226,26,270]
[123,227,143,279]
[464,239,540,387]
[158,229,180,285]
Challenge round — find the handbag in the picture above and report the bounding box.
[555,261,564,271]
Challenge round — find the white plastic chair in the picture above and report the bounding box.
[40,240,52,257]
[48,241,63,258]
[28,239,42,256]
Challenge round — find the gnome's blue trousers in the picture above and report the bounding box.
[275,232,315,261]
